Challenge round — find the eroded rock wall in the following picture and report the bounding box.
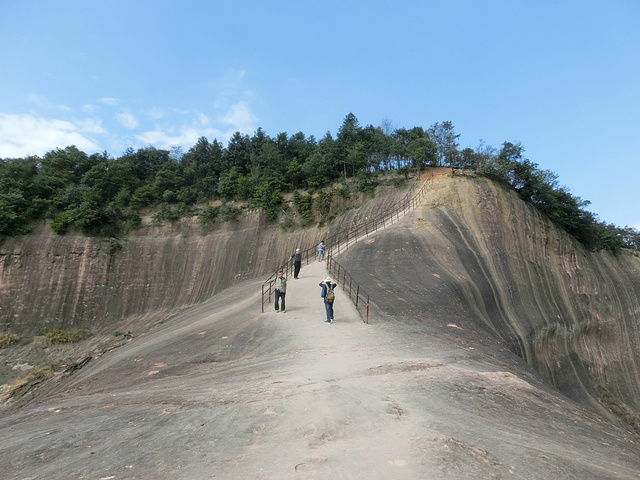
[0,183,414,336]
[0,212,315,335]
[338,174,640,420]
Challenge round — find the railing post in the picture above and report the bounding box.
[366,295,370,324]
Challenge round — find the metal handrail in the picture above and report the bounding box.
[261,242,315,312]
[261,178,430,314]
[325,255,370,323]
[325,181,429,257]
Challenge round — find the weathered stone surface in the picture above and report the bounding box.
[1,260,639,479]
[338,174,640,427]
[0,212,331,335]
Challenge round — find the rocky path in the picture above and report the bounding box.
[1,259,640,479]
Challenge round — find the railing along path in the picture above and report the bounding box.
[261,179,430,322]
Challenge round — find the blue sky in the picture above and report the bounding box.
[1,0,639,229]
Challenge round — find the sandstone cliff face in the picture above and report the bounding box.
[338,174,640,423]
[0,213,310,335]
[0,184,413,336]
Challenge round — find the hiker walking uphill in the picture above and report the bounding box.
[317,240,325,262]
[274,271,286,313]
[291,248,302,279]
[319,276,337,323]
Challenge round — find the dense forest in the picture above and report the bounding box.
[1,113,638,253]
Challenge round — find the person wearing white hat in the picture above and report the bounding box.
[291,248,302,279]
[319,276,337,323]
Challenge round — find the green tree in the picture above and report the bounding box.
[0,191,32,236]
[180,137,225,200]
[218,166,251,200]
[302,152,331,188]
[334,113,360,178]
[428,121,460,168]
[407,136,438,170]
[224,132,252,175]
[122,147,174,182]
[250,180,284,221]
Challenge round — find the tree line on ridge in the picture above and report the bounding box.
[0,113,638,253]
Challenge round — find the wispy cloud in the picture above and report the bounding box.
[217,101,257,133]
[27,94,72,111]
[0,113,101,158]
[116,110,139,130]
[77,119,106,135]
[99,97,119,106]
[134,102,257,151]
[147,107,168,121]
[27,93,51,107]
[209,69,252,109]
[82,104,98,114]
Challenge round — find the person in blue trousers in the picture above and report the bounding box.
[317,240,325,262]
[319,276,336,323]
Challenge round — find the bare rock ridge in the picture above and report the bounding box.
[1,172,640,478]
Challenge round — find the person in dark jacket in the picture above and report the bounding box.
[319,276,337,323]
[291,248,302,279]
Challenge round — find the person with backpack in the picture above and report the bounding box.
[319,276,337,323]
[274,271,287,313]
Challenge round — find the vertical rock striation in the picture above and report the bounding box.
[0,212,315,334]
[338,174,640,427]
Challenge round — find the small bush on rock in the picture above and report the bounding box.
[41,328,94,345]
[0,332,19,348]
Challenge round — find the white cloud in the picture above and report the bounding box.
[147,107,168,120]
[133,102,257,151]
[116,110,139,130]
[0,113,101,158]
[77,119,106,135]
[27,94,72,112]
[99,97,119,106]
[196,112,210,126]
[134,125,226,151]
[27,93,50,107]
[217,101,257,133]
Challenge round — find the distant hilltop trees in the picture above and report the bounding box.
[1,113,638,253]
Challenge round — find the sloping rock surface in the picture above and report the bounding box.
[1,173,640,478]
[1,260,639,479]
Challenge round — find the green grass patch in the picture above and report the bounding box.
[0,332,19,348]
[41,328,94,345]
